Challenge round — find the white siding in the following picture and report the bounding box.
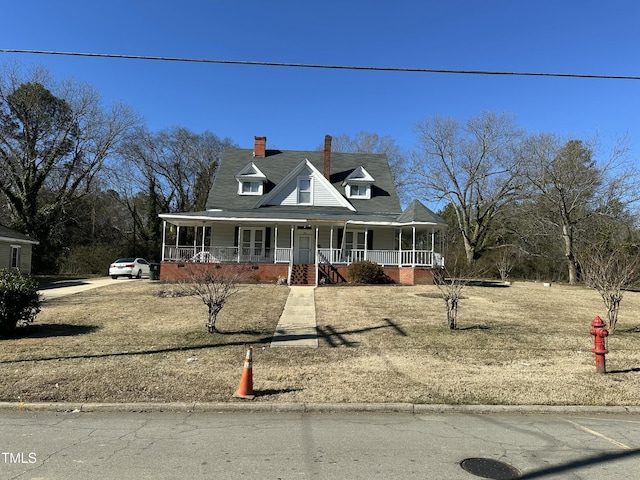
[269,180,298,205]
[0,242,33,273]
[273,227,292,249]
[312,175,344,207]
[372,228,396,250]
[210,224,237,247]
[317,229,333,249]
[0,242,10,269]
[20,244,33,272]
[266,168,345,207]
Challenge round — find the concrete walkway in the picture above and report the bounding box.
[38,277,122,301]
[271,286,318,347]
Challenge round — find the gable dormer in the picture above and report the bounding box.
[235,162,267,195]
[255,159,356,211]
[342,166,375,199]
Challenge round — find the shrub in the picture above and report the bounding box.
[0,269,41,337]
[347,260,387,284]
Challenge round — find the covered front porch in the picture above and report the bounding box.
[159,216,446,285]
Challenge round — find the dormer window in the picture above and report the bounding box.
[236,162,267,196]
[348,184,370,199]
[241,181,263,195]
[297,177,312,204]
[343,166,374,200]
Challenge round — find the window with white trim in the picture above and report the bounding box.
[10,245,21,269]
[239,181,263,195]
[345,231,365,250]
[297,177,312,204]
[348,184,370,199]
[241,228,265,257]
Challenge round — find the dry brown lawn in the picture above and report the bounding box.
[1,280,639,406]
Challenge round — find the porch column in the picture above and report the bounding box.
[364,229,368,261]
[412,226,416,267]
[237,226,242,263]
[398,228,402,266]
[175,226,180,254]
[315,225,319,286]
[161,220,167,261]
[201,224,206,257]
[431,227,435,266]
[330,226,334,263]
[290,225,295,264]
[340,223,348,263]
[274,224,278,264]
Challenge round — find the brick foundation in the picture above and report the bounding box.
[160,262,288,283]
[160,262,438,285]
[397,266,437,285]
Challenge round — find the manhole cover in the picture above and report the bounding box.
[460,457,521,479]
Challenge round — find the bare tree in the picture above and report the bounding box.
[412,112,527,265]
[433,257,484,330]
[433,269,466,330]
[580,246,640,334]
[523,135,630,284]
[320,131,410,198]
[496,248,515,282]
[117,127,235,214]
[0,64,139,271]
[177,264,247,333]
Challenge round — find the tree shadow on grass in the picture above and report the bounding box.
[38,280,90,290]
[19,323,100,338]
[607,367,640,374]
[618,325,640,334]
[458,325,491,331]
[216,329,273,336]
[318,318,407,347]
[0,335,277,364]
[466,280,511,288]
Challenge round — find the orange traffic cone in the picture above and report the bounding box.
[234,347,255,399]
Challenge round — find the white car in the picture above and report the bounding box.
[109,258,150,279]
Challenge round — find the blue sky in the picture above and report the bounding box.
[2,0,639,162]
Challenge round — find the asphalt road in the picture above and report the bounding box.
[1,410,639,479]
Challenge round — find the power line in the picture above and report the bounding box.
[1,48,639,81]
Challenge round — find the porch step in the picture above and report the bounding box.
[290,265,316,286]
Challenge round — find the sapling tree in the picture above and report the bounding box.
[580,246,640,334]
[434,269,464,330]
[496,248,515,282]
[178,264,247,333]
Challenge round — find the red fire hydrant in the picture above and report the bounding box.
[590,316,609,374]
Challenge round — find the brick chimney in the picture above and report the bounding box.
[254,136,266,157]
[323,134,332,180]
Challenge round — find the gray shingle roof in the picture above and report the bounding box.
[396,200,448,226]
[206,148,401,216]
[0,224,39,244]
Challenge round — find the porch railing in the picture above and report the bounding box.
[275,248,291,264]
[164,245,441,267]
[164,246,273,263]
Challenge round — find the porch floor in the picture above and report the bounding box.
[270,286,318,347]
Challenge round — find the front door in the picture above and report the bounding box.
[295,233,313,264]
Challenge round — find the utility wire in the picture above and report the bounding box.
[1,48,639,81]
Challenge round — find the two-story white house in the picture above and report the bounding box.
[159,135,447,285]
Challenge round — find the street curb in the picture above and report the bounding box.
[2,401,640,415]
